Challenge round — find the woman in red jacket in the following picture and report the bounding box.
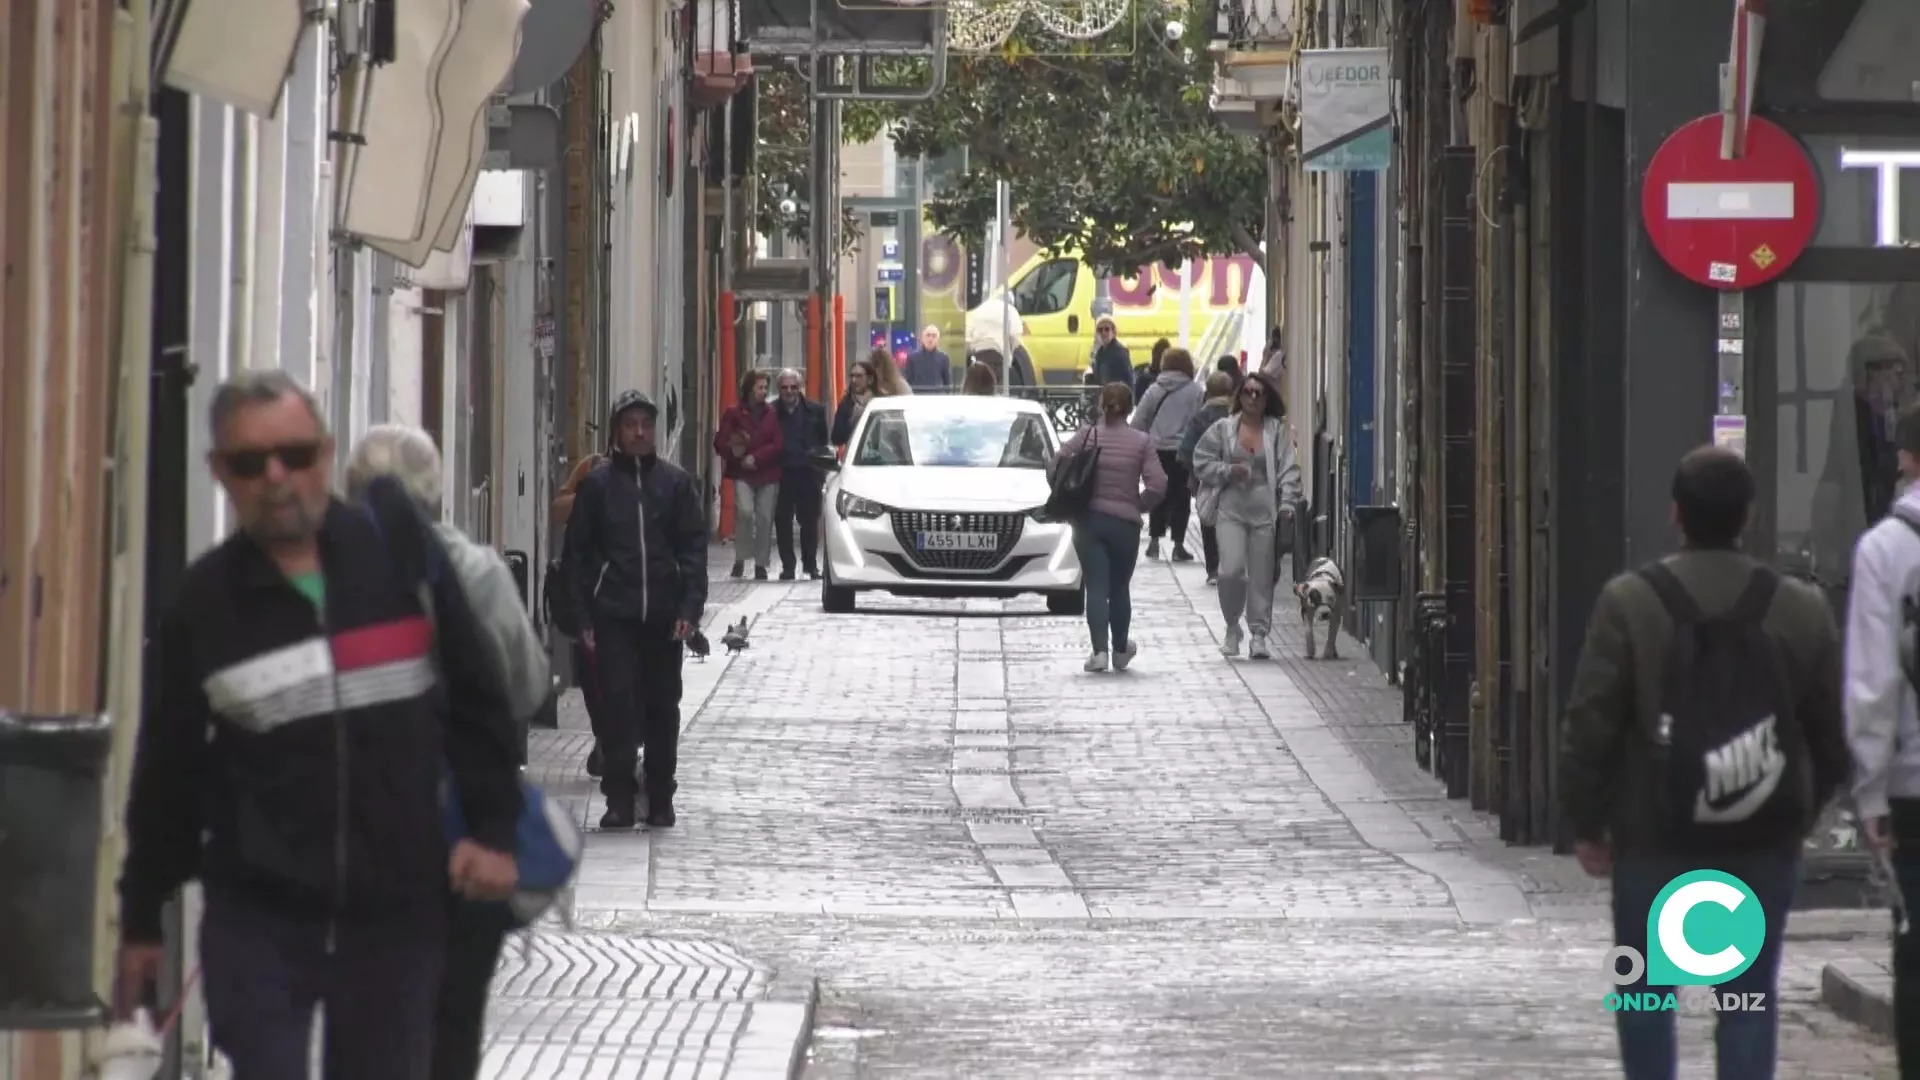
[714,368,785,579]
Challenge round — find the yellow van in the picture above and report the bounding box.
[965,250,1268,384]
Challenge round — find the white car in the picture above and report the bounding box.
[813,395,1083,614]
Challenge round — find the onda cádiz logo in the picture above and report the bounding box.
[1602,871,1770,1014]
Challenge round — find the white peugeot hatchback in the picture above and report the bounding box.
[813,394,1084,614]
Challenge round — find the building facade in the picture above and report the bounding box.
[1218,0,1920,865]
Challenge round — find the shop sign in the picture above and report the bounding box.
[1838,150,1920,248]
[1299,48,1392,173]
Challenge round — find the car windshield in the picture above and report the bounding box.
[854,410,1054,469]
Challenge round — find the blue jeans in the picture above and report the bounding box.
[1611,848,1798,1080]
[1072,513,1141,653]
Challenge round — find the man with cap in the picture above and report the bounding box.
[562,389,709,828]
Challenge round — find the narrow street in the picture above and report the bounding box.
[492,550,1898,1079]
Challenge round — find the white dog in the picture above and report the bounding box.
[1293,557,1348,660]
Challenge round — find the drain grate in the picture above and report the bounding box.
[882,804,1035,823]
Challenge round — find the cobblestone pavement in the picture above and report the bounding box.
[524,549,1899,1077]
[484,553,814,1079]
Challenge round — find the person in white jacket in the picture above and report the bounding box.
[1843,403,1920,1074]
[345,423,551,1080]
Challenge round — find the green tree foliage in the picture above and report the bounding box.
[893,1,1265,275]
[751,2,1265,275]
[752,69,887,256]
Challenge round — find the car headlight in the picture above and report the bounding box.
[837,492,886,519]
[1026,505,1053,523]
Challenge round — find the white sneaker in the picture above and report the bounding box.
[1248,633,1271,660]
[1113,641,1139,671]
[1084,651,1109,672]
[1221,625,1243,657]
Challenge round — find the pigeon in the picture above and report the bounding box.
[721,617,751,654]
[686,628,712,660]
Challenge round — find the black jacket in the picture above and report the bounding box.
[564,453,709,626]
[119,498,523,943]
[777,397,830,468]
[1091,340,1133,387]
[903,348,952,390]
[831,393,864,447]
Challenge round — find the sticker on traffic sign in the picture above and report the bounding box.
[1640,115,1820,291]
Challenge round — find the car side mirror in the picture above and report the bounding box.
[809,448,841,472]
[1067,314,1080,334]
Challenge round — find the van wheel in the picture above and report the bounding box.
[1046,589,1084,616]
[822,577,857,614]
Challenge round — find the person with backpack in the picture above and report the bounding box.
[1559,445,1849,1080]
[346,425,567,1080]
[1843,401,1920,1078]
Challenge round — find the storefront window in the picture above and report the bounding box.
[1772,282,1920,607]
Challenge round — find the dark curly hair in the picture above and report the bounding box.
[1231,371,1286,421]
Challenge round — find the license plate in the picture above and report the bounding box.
[916,530,998,552]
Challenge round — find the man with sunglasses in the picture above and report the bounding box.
[563,389,709,829]
[1089,315,1133,389]
[117,370,524,1080]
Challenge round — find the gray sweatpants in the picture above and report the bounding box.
[734,479,778,569]
[1216,519,1276,636]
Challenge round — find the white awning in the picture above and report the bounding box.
[162,0,307,117]
[340,0,530,254]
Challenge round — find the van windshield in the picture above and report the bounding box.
[854,411,1054,469]
[1009,259,1078,316]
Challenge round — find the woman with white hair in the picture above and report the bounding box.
[344,423,550,1080]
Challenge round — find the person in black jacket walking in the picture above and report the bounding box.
[118,370,523,1080]
[563,389,709,829]
[1089,315,1133,388]
[773,368,832,578]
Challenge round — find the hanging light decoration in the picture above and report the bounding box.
[945,0,1133,51]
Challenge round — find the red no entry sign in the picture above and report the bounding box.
[1640,114,1821,290]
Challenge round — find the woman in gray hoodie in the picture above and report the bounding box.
[1191,373,1303,660]
[1131,347,1205,561]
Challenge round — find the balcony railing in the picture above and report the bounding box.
[1210,0,1295,51]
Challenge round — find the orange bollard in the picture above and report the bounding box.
[832,294,846,403]
[718,291,738,540]
[806,294,824,402]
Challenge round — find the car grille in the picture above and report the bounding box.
[891,510,1025,573]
